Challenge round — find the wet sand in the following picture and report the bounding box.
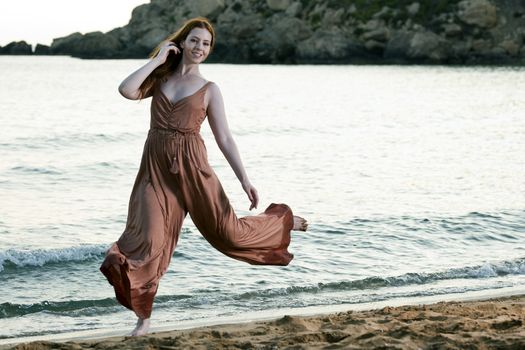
[4,294,524,349]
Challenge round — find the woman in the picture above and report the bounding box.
[100,17,308,336]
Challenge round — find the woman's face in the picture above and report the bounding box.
[180,27,212,64]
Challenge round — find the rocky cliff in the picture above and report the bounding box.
[1,0,524,64]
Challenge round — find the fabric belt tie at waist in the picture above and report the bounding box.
[149,127,197,136]
[148,128,210,178]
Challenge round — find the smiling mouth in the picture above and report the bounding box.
[192,51,203,57]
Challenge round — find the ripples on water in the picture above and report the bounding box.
[0,57,524,338]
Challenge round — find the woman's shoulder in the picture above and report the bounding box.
[204,79,217,87]
[203,81,224,109]
[204,80,221,95]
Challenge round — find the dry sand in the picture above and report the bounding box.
[4,294,524,349]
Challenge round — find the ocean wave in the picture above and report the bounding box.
[0,244,196,273]
[0,131,140,150]
[9,165,63,175]
[0,298,116,319]
[0,294,193,320]
[2,257,523,319]
[0,244,109,272]
[336,209,525,247]
[236,257,525,299]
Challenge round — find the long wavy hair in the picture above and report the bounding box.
[138,17,216,100]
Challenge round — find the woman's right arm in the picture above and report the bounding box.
[118,41,180,100]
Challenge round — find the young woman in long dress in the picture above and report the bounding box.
[100,17,308,336]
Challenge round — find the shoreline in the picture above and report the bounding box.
[2,55,525,68]
[2,287,524,349]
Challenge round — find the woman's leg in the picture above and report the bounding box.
[100,150,187,335]
[293,216,308,231]
[177,158,295,266]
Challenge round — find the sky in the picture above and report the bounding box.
[0,0,149,48]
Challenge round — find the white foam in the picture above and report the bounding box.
[0,244,109,272]
[451,259,525,279]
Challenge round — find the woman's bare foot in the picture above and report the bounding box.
[293,216,308,231]
[130,317,150,336]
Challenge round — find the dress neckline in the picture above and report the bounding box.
[158,81,211,106]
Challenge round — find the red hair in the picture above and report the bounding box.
[138,17,215,100]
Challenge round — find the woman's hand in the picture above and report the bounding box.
[242,181,259,211]
[154,41,181,65]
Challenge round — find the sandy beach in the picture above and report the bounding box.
[2,294,523,349]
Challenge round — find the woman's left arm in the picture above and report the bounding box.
[206,83,259,210]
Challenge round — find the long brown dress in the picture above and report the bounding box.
[100,79,294,319]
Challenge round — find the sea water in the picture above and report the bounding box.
[0,56,524,339]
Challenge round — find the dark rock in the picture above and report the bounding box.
[364,39,386,54]
[384,30,415,59]
[285,1,302,17]
[321,8,345,27]
[106,27,148,58]
[34,44,51,55]
[490,46,508,56]
[449,40,472,61]
[408,30,450,61]
[361,19,386,32]
[51,31,123,58]
[230,13,265,39]
[372,6,391,19]
[458,0,498,28]
[189,0,225,18]
[520,46,525,57]
[0,41,32,55]
[407,2,420,16]
[12,0,521,64]
[471,38,492,53]
[499,39,521,56]
[362,28,390,42]
[384,29,450,63]
[296,29,373,63]
[50,32,83,55]
[252,15,312,63]
[266,0,291,11]
[124,3,173,52]
[442,23,463,37]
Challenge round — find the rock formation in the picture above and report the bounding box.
[34,44,51,55]
[0,41,32,55]
[1,0,524,64]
